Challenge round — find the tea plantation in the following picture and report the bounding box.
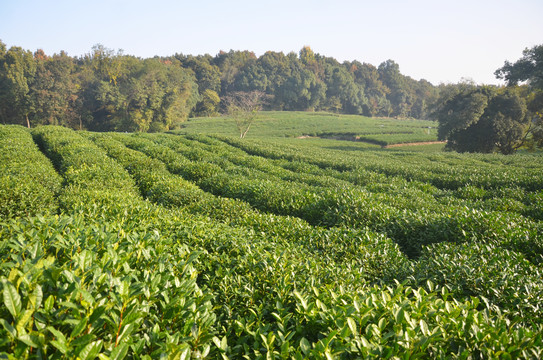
[1,121,543,359]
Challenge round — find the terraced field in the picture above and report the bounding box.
[1,124,542,358]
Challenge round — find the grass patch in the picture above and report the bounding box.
[178,111,438,144]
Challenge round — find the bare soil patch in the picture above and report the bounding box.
[296,134,445,148]
[384,141,446,148]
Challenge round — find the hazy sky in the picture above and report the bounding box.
[1,0,542,85]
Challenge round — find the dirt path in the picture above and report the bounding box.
[296,135,445,148]
[383,141,446,148]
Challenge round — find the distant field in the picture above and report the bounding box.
[258,136,446,154]
[179,111,438,145]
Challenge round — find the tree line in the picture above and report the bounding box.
[184,47,438,120]
[0,43,199,132]
[0,41,439,132]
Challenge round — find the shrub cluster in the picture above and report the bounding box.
[1,126,216,357]
[88,132,411,284]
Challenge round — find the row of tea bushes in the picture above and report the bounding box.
[86,132,543,358]
[31,126,140,212]
[84,132,261,224]
[412,241,543,326]
[88,132,411,285]
[2,126,543,358]
[129,133,543,325]
[41,130,418,357]
[0,125,62,218]
[0,214,216,359]
[122,133,543,264]
[188,134,543,220]
[0,126,216,358]
[204,136,543,263]
[167,133,358,191]
[219,136,543,201]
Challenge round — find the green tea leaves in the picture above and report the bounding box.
[2,280,21,319]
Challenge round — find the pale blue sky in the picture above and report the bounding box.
[1,0,542,85]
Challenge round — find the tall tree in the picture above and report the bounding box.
[378,60,417,118]
[176,54,221,93]
[485,89,528,154]
[76,44,126,130]
[527,90,543,149]
[496,44,543,149]
[116,58,199,132]
[0,42,443,130]
[411,79,438,120]
[193,89,220,117]
[77,46,199,132]
[176,54,222,117]
[435,86,529,154]
[495,45,543,90]
[273,53,324,111]
[30,50,78,127]
[0,45,36,127]
[435,86,491,152]
[348,61,389,116]
[324,65,366,114]
[214,50,258,95]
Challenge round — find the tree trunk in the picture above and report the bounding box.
[241,123,252,139]
[26,114,30,128]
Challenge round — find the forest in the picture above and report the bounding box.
[0,41,439,131]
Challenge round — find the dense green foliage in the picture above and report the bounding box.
[495,44,543,90]
[0,125,62,217]
[433,45,543,154]
[495,44,543,150]
[1,123,543,358]
[435,85,530,154]
[0,41,440,132]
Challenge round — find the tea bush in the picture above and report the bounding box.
[0,125,62,218]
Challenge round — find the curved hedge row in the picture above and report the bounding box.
[129,133,543,326]
[88,132,410,285]
[125,133,543,265]
[219,136,543,191]
[0,125,62,218]
[31,126,140,212]
[412,241,543,325]
[0,214,215,358]
[90,132,543,358]
[0,126,217,358]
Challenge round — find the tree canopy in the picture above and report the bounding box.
[0,41,440,131]
[3,40,542,153]
[435,85,529,154]
[495,44,543,151]
[495,45,543,90]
